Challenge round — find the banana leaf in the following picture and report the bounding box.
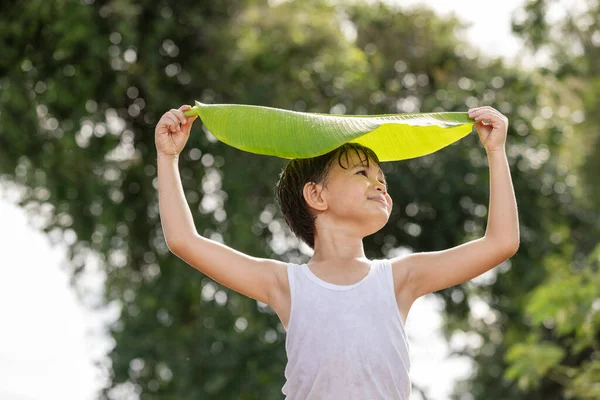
[184,101,475,162]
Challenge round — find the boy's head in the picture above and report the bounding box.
[275,142,389,250]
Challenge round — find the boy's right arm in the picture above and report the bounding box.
[156,109,285,307]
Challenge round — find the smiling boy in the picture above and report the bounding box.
[155,104,519,399]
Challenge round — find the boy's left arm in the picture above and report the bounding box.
[394,106,520,300]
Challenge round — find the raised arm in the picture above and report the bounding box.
[156,105,286,306]
[394,106,520,300]
[157,152,197,246]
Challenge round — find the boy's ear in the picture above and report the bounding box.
[303,182,327,212]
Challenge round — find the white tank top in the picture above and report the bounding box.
[282,258,411,399]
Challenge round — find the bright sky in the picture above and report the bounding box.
[0,1,528,399]
[396,0,527,63]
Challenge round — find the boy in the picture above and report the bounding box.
[155,104,519,399]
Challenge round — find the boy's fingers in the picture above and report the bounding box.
[469,106,495,112]
[178,105,194,124]
[170,108,187,125]
[469,108,500,117]
[471,111,502,123]
[183,116,197,132]
[476,117,498,126]
[178,105,197,126]
[157,106,196,135]
[157,121,170,134]
[164,114,179,127]
[179,104,199,122]
[469,108,506,122]
[474,113,498,121]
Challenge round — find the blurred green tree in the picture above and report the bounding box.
[0,0,597,399]
[487,1,600,398]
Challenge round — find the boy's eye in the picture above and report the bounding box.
[357,170,387,186]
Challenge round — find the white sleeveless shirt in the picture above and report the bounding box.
[282,258,411,399]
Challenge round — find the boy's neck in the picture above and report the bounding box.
[310,226,369,265]
[310,244,368,267]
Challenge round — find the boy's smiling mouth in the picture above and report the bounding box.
[369,197,387,207]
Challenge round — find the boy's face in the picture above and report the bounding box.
[311,150,392,237]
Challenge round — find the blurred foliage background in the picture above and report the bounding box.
[0,0,598,399]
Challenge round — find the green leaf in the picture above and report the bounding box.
[184,101,475,161]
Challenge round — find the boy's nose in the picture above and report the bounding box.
[374,181,387,191]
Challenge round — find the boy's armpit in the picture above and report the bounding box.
[389,256,415,320]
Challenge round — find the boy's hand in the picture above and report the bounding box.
[468,106,509,153]
[155,105,198,157]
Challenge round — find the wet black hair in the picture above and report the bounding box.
[274,142,382,249]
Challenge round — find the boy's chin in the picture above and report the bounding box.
[360,218,389,237]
